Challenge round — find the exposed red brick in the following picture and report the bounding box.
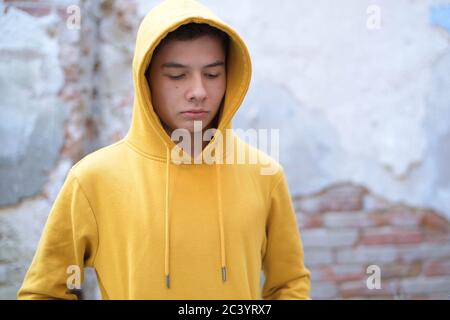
[423,231,450,243]
[324,211,377,228]
[385,206,421,227]
[423,260,450,277]
[63,65,80,82]
[295,183,366,214]
[367,205,419,225]
[368,212,391,226]
[58,86,81,101]
[339,280,400,299]
[360,228,423,245]
[323,267,365,283]
[15,6,51,17]
[297,214,323,229]
[421,210,450,233]
[381,262,422,279]
[85,116,98,141]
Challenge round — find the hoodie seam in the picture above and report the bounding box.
[268,168,285,200]
[265,168,285,228]
[70,169,100,268]
[261,169,285,269]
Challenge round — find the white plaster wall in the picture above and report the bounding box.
[138,0,450,218]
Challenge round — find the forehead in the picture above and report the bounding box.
[153,35,225,64]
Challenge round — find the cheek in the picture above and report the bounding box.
[158,82,181,102]
[210,80,226,100]
[163,82,182,95]
[152,84,173,115]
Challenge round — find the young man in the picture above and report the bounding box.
[18,0,310,300]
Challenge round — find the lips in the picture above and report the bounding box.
[181,110,209,119]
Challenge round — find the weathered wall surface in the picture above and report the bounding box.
[1,0,449,299]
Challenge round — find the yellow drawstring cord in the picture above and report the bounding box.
[216,163,227,282]
[165,146,170,288]
[164,143,227,288]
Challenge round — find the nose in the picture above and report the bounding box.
[186,73,207,103]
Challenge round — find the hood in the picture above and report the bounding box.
[125,0,252,288]
[126,0,252,161]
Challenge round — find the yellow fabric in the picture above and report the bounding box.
[17,0,310,300]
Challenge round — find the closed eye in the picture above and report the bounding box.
[205,73,220,79]
[167,74,185,80]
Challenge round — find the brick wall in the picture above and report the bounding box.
[1,0,449,300]
[295,183,450,299]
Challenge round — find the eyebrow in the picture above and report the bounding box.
[161,60,225,69]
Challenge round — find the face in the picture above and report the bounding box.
[147,35,227,135]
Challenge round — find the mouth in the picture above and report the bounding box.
[180,110,209,119]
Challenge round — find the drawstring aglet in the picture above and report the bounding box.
[166,274,170,288]
[221,266,227,282]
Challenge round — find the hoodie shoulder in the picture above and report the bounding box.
[234,134,283,178]
[70,139,128,180]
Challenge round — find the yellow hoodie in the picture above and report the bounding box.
[17,0,310,300]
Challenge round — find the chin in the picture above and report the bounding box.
[187,120,212,133]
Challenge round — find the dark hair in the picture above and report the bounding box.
[153,22,230,57]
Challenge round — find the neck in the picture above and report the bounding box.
[163,123,216,159]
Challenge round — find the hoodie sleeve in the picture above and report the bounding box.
[17,169,99,300]
[262,168,311,300]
